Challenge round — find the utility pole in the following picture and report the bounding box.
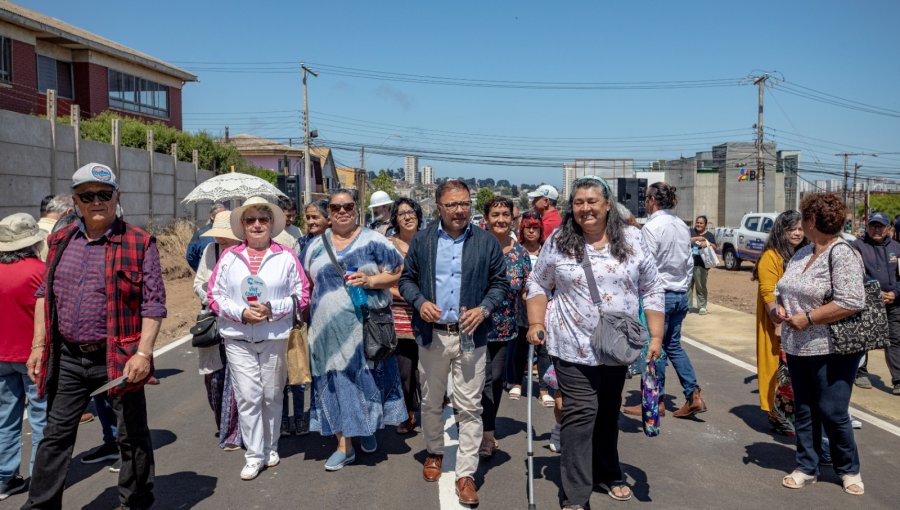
[360,146,365,172]
[301,63,318,204]
[754,74,768,213]
[841,153,850,204]
[852,162,861,229]
[835,151,878,211]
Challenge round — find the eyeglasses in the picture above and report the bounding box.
[397,210,417,217]
[440,201,471,211]
[328,202,355,213]
[242,216,271,225]
[522,211,542,220]
[76,190,115,203]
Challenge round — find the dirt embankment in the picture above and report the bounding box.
[156,221,202,344]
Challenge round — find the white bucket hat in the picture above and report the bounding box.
[0,213,47,252]
[230,197,286,240]
[201,210,240,242]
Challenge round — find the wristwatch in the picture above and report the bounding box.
[479,306,490,319]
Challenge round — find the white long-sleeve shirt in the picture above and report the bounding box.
[641,209,694,292]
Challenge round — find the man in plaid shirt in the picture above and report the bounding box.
[23,163,166,510]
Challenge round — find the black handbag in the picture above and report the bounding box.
[321,234,397,362]
[824,242,889,355]
[582,255,648,365]
[190,309,219,348]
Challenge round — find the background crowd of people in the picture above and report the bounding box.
[1,161,893,508]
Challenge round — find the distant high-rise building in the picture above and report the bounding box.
[422,165,434,185]
[561,159,635,201]
[404,155,419,185]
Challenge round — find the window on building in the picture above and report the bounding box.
[36,55,73,98]
[108,69,168,118]
[0,36,11,83]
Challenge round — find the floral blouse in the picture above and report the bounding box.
[488,241,532,342]
[526,226,665,366]
[776,240,865,356]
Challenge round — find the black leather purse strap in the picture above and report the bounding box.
[321,233,346,276]
[581,254,603,308]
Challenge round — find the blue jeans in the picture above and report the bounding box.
[0,361,47,480]
[658,291,699,401]
[282,385,305,419]
[786,352,863,476]
[93,394,118,445]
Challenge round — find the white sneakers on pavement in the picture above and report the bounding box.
[267,451,280,467]
[240,461,263,481]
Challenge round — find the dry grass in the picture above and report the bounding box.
[156,219,196,280]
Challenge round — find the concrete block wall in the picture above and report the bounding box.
[0,109,214,229]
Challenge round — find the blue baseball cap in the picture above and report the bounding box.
[868,212,890,225]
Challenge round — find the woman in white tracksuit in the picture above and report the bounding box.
[208,197,310,481]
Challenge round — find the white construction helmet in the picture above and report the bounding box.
[369,190,393,209]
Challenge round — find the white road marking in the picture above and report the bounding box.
[438,406,469,510]
[682,335,900,438]
[24,334,193,423]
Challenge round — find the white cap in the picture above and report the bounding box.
[527,185,559,201]
[369,190,393,209]
[72,162,118,189]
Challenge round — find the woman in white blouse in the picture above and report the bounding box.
[525,176,665,509]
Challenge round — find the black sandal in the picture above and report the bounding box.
[597,480,633,501]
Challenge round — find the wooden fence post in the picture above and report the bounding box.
[71,104,80,170]
[47,90,57,194]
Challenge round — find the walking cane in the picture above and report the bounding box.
[526,332,542,509]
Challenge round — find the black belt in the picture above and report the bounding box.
[432,323,460,333]
[63,341,106,354]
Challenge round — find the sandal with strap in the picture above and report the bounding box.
[540,393,555,407]
[841,473,864,496]
[597,481,632,501]
[508,386,522,400]
[782,470,817,489]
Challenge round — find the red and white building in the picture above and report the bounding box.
[0,1,196,129]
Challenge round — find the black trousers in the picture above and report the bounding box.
[481,341,508,432]
[23,342,155,510]
[394,339,421,414]
[555,358,627,508]
[511,327,552,392]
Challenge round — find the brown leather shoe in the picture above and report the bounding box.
[455,476,479,505]
[423,454,443,482]
[623,398,666,417]
[673,389,708,418]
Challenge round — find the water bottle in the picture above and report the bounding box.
[458,306,476,353]
[345,266,368,313]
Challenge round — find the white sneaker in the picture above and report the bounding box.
[240,461,263,480]
[266,451,280,467]
[851,417,862,429]
[549,424,561,453]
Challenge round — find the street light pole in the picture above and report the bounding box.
[302,63,318,204]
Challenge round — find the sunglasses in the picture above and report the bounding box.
[76,190,115,203]
[243,216,271,225]
[329,202,355,213]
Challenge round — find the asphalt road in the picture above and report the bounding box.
[7,336,900,510]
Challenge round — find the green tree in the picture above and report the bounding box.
[475,187,494,214]
[859,194,900,220]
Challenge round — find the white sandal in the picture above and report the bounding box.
[508,387,522,400]
[540,394,555,407]
[782,470,817,489]
[841,473,864,496]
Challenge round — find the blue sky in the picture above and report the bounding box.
[19,0,900,186]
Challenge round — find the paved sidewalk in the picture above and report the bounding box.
[682,302,900,425]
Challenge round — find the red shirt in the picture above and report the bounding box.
[0,257,45,362]
[541,208,562,243]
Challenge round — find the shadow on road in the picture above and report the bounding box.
[729,405,793,445]
[153,368,184,380]
[742,441,795,472]
[67,429,178,490]
[80,471,217,509]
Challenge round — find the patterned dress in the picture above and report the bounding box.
[488,242,532,342]
[303,228,407,437]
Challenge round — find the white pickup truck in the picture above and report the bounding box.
[714,212,780,270]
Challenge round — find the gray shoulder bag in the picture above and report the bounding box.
[581,254,648,366]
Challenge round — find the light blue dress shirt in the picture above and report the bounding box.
[435,221,470,323]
